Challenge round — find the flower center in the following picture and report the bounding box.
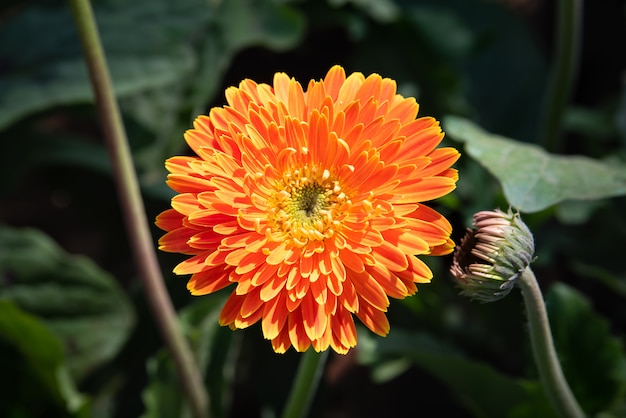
[268,164,350,246]
[291,183,328,219]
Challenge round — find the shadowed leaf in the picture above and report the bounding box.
[444,116,626,212]
[0,300,89,417]
[0,225,135,382]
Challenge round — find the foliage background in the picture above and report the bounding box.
[1,0,625,417]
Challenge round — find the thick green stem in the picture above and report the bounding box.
[540,0,583,152]
[281,350,328,418]
[518,268,585,418]
[68,1,209,417]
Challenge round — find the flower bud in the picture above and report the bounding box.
[450,209,535,302]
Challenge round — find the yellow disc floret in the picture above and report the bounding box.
[268,164,349,246]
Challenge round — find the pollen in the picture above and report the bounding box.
[268,164,349,245]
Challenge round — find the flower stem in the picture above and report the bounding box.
[281,350,328,418]
[518,268,585,418]
[68,1,209,417]
[540,0,583,152]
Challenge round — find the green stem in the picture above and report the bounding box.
[68,2,209,417]
[518,268,585,418]
[540,0,583,152]
[281,350,328,418]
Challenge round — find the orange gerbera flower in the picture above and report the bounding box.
[156,65,459,354]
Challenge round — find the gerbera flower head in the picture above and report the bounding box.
[156,65,460,354]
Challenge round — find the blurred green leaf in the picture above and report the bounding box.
[220,0,305,52]
[180,295,236,418]
[0,0,210,131]
[554,199,606,225]
[569,261,626,299]
[444,116,626,212]
[408,6,474,61]
[0,300,89,418]
[0,225,135,382]
[564,105,619,141]
[546,283,626,415]
[30,135,112,175]
[141,349,186,418]
[358,329,556,418]
[141,295,234,418]
[455,0,547,141]
[329,0,400,23]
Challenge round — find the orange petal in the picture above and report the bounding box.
[396,256,432,290]
[187,266,232,295]
[173,253,211,275]
[339,250,365,273]
[337,72,365,109]
[418,147,461,178]
[301,292,327,340]
[366,264,408,299]
[271,328,292,354]
[372,241,409,272]
[260,276,287,301]
[354,73,382,105]
[355,300,390,336]
[393,177,457,204]
[288,309,311,352]
[250,263,280,287]
[155,208,184,231]
[218,291,244,327]
[171,193,204,216]
[323,65,346,101]
[381,228,430,255]
[338,278,358,312]
[330,307,357,352]
[262,292,288,340]
[348,269,389,312]
[240,286,264,318]
[158,227,196,254]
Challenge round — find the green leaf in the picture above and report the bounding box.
[0,300,89,417]
[554,199,606,225]
[569,261,626,299]
[408,6,474,61]
[564,105,619,141]
[546,283,626,415]
[0,0,210,130]
[443,116,626,212]
[358,329,556,418]
[0,225,135,382]
[141,349,186,418]
[141,295,234,418]
[328,0,401,23]
[219,0,305,52]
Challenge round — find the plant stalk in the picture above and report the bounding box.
[540,0,583,152]
[68,1,209,417]
[518,268,585,418]
[281,350,328,418]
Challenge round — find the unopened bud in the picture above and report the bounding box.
[450,209,535,302]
